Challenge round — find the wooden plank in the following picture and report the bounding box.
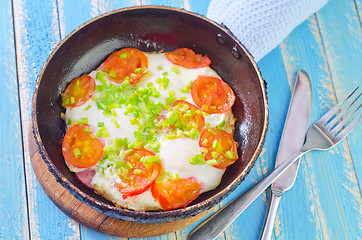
[12,0,79,239]
[317,0,362,193]
[272,0,362,238]
[0,1,30,239]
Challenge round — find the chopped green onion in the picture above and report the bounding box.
[166,96,176,104]
[225,151,237,159]
[84,127,90,132]
[216,120,226,130]
[172,172,179,180]
[157,66,164,70]
[212,140,219,150]
[120,52,128,59]
[189,154,206,165]
[96,71,106,80]
[108,70,117,78]
[200,147,208,154]
[110,117,120,128]
[80,118,88,124]
[162,77,170,89]
[134,68,143,74]
[98,122,104,127]
[168,89,176,97]
[122,79,130,88]
[70,97,75,104]
[84,105,92,111]
[162,72,168,76]
[211,151,219,158]
[133,169,142,175]
[207,159,218,166]
[73,148,82,158]
[172,66,181,75]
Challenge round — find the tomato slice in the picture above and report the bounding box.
[116,149,160,199]
[62,124,104,168]
[191,75,235,114]
[151,177,203,210]
[61,75,95,108]
[169,100,205,132]
[199,128,238,169]
[99,48,148,84]
[165,48,211,69]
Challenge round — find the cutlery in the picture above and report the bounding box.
[260,70,312,239]
[187,86,361,240]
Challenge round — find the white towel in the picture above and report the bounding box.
[207,0,329,62]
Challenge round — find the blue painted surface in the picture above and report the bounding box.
[0,0,360,239]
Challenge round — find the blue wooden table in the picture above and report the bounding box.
[1,0,361,239]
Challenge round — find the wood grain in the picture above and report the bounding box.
[0,1,30,239]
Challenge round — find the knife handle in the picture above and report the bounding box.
[260,192,282,240]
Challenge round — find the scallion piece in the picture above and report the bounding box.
[120,52,128,59]
[110,117,120,128]
[212,140,219,150]
[84,105,92,111]
[133,169,142,175]
[73,148,82,158]
[96,71,106,80]
[225,151,237,159]
[207,159,218,166]
[80,117,88,124]
[108,70,117,78]
[134,68,143,74]
[122,79,130,88]
[189,154,206,165]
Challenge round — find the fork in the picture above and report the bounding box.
[187,87,362,240]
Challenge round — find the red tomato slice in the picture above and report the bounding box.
[191,75,235,114]
[151,177,203,210]
[99,48,148,84]
[199,128,238,169]
[62,124,104,168]
[61,75,95,108]
[170,100,205,132]
[116,149,160,199]
[165,48,211,69]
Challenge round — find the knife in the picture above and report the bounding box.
[260,70,312,240]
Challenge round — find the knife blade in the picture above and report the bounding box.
[260,70,312,240]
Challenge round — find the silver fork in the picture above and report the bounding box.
[187,87,362,240]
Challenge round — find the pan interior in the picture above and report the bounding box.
[35,7,266,219]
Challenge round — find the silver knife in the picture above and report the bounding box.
[260,70,312,240]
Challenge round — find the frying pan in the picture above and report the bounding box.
[32,6,268,223]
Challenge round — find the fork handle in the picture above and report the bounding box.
[187,150,306,240]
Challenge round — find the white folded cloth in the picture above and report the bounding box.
[207,0,329,62]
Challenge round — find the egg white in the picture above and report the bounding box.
[64,52,235,210]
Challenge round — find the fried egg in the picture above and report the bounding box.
[62,50,236,211]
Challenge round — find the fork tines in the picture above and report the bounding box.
[317,86,361,141]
